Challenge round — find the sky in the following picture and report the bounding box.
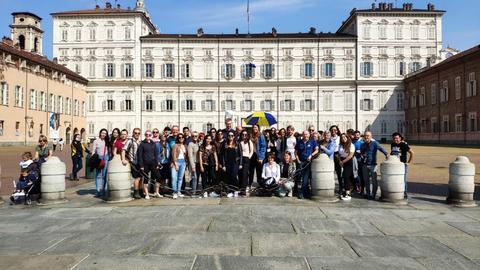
[0,0,479,58]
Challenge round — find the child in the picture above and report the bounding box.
[12,152,38,197]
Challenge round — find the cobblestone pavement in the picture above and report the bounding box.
[0,181,479,270]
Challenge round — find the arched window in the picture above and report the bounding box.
[18,35,25,50]
[34,37,38,52]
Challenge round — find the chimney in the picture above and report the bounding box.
[408,3,413,10]
[235,28,239,35]
[309,27,316,34]
[371,3,376,10]
[430,4,435,10]
[196,28,204,37]
[272,27,277,37]
[52,57,58,64]
[117,4,121,9]
[95,5,100,9]
[403,3,407,10]
[387,3,393,10]
[106,2,112,9]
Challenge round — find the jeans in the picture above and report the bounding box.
[71,155,83,179]
[362,164,377,198]
[278,180,294,196]
[299,161,311,197]
[190,163,201,194]
[95,155,109,196]
[171,159,186,193]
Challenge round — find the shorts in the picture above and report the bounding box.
[130,163,142,179]
[141,164,159,184]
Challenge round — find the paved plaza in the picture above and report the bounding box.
[1,180,479,270]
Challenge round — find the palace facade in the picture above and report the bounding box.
[51,1,446,141]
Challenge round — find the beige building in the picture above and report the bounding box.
[0,12,88,146]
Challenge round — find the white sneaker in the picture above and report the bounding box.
[210,191,220,198]
[145,194,150,200]
[227,192,234,198]
[342,194,351,201]
[153,193,163,198]
[234,191,239,197]
[173,193,178,199]
[287,192,293,197]
[246,186,250,193]
[178,192,185,198]
[203,192,208,198]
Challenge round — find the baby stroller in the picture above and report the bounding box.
[10,162,41,205]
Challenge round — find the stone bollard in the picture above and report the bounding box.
[40,156,67,204]
[311,154,338,202]
[380,155,406,203]
[107,155,133,203]
[447,156,476,207]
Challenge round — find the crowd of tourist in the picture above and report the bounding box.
[17,118,414,202]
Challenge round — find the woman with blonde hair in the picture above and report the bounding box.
[34,135,52,165]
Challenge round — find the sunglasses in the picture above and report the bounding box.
[145,134,152,137]
[134,132,140,135]
[153,131,159,134]
[178,137,184,139]
[228,135,234,137]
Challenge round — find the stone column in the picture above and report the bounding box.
[380,156,406,203]
[447,156,476,207]
[107,155,133,203]
[311,154,338,202]
[40,156,67,204]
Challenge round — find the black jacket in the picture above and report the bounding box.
[137,139,159,167]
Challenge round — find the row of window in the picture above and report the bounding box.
[0,83,84,116]
[362,20,436,40]
[60,26,132,42]
[410,112,479,134]
[0,120,46,137]
[408,73,477,108]
[93,92,402,113]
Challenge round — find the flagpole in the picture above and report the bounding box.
[247,0,250,35]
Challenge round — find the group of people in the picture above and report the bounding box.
[11,119,414,203]
[86,118,414,201]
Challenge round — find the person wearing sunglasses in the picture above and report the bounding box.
[171,134,187,199]
[122,128,143,199]
[220,131,241,198]
[137,130,161,200]
[152,128,161,143]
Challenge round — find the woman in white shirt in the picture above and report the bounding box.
[260,153,280,195]
[338,133,355,201]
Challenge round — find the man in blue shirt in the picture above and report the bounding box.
[295,130,319,199]
[360,131,388,200]
[352,130,364,193]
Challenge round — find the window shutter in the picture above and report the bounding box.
[280,100,284,111]
[141,64,145,78]
[240,100,244,111]
[120,100,125,111]
[473,81,477,96]
[161,100,166,111]
[221,64,225,78]
[312,99,316,110]
[360,99,364,111]
[103,64,107,77]
[152,100,156,111]
[272,64,275,78]
[221,100,225,110]
[181,100,186,111]
[300,63,305,78]
[291,100,295,111]
[232,101,236,110]
[408,62,413,73]
[260,64,265,78]
[300,100,305,111]
[102,100,106,111]
[252,66,256,78]
[241,64,246,79]
[321,64,325,77]
[172,64,176,78]
[251,100,255,111]
[151,64,155,78]
[232,65,236,79]
[369,62,373,76]
[201,100,205,111]
[360,63,364,76]
[260,100,264,110]
[312,64,316,77]
[121,64,124,78]
[271,100,275,111]
[332,63,336,77]
[161,64,165,78]
[181,64,185,78]
[142,100,146,111]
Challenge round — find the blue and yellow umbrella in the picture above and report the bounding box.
[243,112,277,127]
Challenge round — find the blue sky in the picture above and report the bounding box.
[0,0,479,58]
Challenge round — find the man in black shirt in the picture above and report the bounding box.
[138,130,160,200]
[390,132,414,199]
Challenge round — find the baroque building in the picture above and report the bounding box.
[52,1,445,141]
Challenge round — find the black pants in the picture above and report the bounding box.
[71,155,82,179]
[239,157,250,192]
[340,157,354,195]
[225,162,239,191]
[334,153,342,193]
[201,163,215,191]
[248,153,263,187]
[142,163,159,184]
